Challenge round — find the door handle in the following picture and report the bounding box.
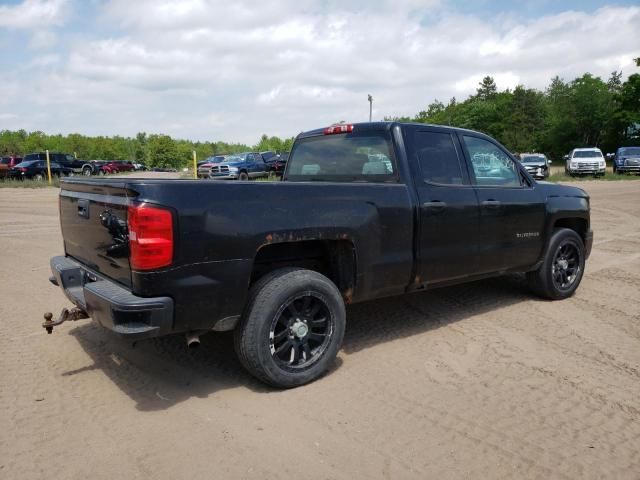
[482,200,501,208]
[423,201,447,209]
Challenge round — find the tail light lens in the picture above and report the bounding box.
[128,204,173,270]
[323,124,354,135]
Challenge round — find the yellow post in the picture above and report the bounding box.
[45,149,52,185]
[193,150,198,179]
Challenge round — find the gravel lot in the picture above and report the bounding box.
[1,179,639,479]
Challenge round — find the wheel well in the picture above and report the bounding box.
[553,218,587,242]
[251,240,356,301]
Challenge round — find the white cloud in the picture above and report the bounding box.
[29,30,57,49]
[0,0,70,29]
[1,1,639,143]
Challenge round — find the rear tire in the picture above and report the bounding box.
[527,228,585,300]
[234,268,346,388]
[83,166,92,176]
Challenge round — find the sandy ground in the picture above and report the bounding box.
[1,179,639,479]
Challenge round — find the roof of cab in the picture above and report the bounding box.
[297,121,489,139]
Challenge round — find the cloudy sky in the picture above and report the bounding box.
[0,0,638,144]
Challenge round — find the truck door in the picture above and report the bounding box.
[406,128,483,284]
[460,134,546,273]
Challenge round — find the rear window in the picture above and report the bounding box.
[286,132,396,182]
[0,158,10,165]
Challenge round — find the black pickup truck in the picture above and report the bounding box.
[46,122,593,388]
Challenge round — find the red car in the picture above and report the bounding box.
[100,161,135,174]
[0,156,23,178]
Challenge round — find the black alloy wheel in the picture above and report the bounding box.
[234,268,346,388]
[269,293,334,370]
[551,242,581,292]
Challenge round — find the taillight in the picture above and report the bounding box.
[128,204,173,270]
[18,167,27,172]
[323,124,354,135]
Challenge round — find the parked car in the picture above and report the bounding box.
[7,160,73,180]
[564,148,606,177]
[612,146,640,174]
[45,121,593,388]
[0,156,23,178]
[204,152,268,180]
[260,151,282,174]
[100,161,135,174]
[518,153,551,179]
[22,152,96,176]
[132,163,148,171]
[197,155,227,178]
[261,151,289,175]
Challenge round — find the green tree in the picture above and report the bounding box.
[147,134,179,168]
[476,76,497,100]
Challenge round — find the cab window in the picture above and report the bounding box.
[463,136,521,187]
[286,131,396,182]
[414,131,465,185]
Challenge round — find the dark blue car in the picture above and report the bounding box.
[208,152,268,181]
[613,146,640,174]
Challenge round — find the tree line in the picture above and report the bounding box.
[0,130,295,169]
[387,58,640,160]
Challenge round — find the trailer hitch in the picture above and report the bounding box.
[43,307,89,334]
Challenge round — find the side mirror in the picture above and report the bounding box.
[563,155,569,160]
[548,160,552,164]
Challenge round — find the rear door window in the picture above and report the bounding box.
[414,131,466,185]
[286,131,396,182]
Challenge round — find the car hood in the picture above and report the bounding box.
[522,161,547,167]
[536,181,588,199]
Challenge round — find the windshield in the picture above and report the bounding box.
[224,154,247,162]
[574,150,603,158]
[619,147,640,156]
[521,155,546,163]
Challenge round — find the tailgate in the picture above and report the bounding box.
[59,180,132,287]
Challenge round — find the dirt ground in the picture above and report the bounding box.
[1,179,639,479]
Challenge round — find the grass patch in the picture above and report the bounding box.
[0,177,61,188]
[548,172,640,183]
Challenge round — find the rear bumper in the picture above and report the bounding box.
[50,256,173,340]
[584,230,593,259]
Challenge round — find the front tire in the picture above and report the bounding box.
[527,228,585,300]
[234,268,346,388]
[83,166,92,176]
[238,171,249,181]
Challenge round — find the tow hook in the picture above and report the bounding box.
[42,307,89,334]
